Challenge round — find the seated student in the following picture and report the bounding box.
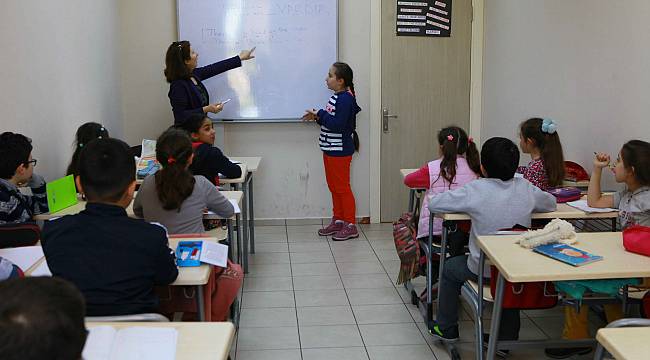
[0,257,21,281]
[42,138,178,316]
[175,113,242,185]
[0,277,88,360]
[66,122,109,179]
[427,137,557,349]
[0,132,48,224]
[516,118,565,191]
[134,129,241,321]
[545,140,650,359]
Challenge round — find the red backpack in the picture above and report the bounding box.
[393,213,419,285]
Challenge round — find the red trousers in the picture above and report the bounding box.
[323,153,356,224]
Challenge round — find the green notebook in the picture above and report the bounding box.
[46,175,78,213]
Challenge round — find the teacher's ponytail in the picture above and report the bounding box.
[164,40,192,83]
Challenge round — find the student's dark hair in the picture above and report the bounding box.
[435,126,481,187]
[0,277,87,360]
[480,137,520,181]
[155,129,196,211]
[78,138,135,203]
[175,113,208,138]
[331,62,360,152]
[66,122,109,178]
[520,117,565,187]
[0,132,33,179]
[164,40,192,83]
[621,140,650,186]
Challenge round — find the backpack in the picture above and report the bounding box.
[393,212,419,285]
[547,187,582,203]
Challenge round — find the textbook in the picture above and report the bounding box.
[176,240,228,268]
[82,325,177,360]
[533,243,603,266]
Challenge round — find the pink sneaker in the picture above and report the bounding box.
[332,223,359,241]
[318,219,344,236]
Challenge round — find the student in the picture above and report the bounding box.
[0,257,21,281]
[42,138,178,316]
[545,139,650,359]
[134,128,241,321]
[133,128,234,233]
[176,113,242,185]
[66,122,109,179]
[0,132,48,224]
[427,137,556,348]
[0,277,88,360]
[303,62,362,241]
[165,40,255,125]
[404,126,481,240]
[517,118,565,190]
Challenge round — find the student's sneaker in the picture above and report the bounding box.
[332,223,359,241]
[481,334,511,358]
[318,218,343,236]
[428,321,459,342]
[544,347,592,359]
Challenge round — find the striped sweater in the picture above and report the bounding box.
[0,175,48,225]
[316,90,361,156]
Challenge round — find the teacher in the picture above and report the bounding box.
[164,40,255,125]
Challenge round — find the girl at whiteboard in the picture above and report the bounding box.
[164,41,255,125]
[302,62,362,241]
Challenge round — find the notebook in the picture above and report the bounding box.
[46,175,78,213]
[82,325,177,360]
[533,243,603,266]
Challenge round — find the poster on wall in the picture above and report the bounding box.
[396,0,452,37]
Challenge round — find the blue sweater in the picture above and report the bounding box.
[316,91,362,157]
[168,56,242,125]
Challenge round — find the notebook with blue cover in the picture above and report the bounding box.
[46,175,78,214]
[533,243,603,267]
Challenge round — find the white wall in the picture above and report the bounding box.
[0,0,123,180]
[118,0,372,220]
[482,0,650,189]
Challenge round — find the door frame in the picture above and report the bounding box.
[369,0,485,223]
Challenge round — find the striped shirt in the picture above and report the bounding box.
[316,91,361,156]
[0,175,48,225]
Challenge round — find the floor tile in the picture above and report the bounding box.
[337,261,386,275]
[359,323,426,346]
[299,325,364,348]
[240,307,297,328]
[243,277,293,292]
[352,304,414,324]
[287,225,324,233]
[237,349,301,360]
[366,345,433,360]
[295,289,350,307]
[246,263,292,277]
[254,233,288,243]
[237,326,300,351]
[293,275,343,291]
[290,251,335,264]
[342,273,394,289]
[248,252,291,264]
[253,242,289,253]
[289,242,331,253]
[334,250,379,262]
[287,232,329,243]
[254,225,287,233]
[347,288,403,305]
[297,305,356,326]
[368,239,395,251]
[302,347,369,360]
[241,290,295,309]
[286,218,324,225]
[291,262,339,276]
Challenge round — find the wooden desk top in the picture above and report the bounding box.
[86,322,235,360]
[477,232,650,283]
[400,168,418,178]
[219,164,248,185]
[169,237,219,286]
[596,327,650,360]
[229,156,261,173]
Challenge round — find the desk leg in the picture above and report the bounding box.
[426,216,435,326]
[241,182,250,269]
[237,212,246,273]
[486,274,505,360]
[436,221,450,313]
[248,175,255,254]
[612,218,617,232]
[408,189,415,213]
[227,219,236,262]
[197,285,206,322]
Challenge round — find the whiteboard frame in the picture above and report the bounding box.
[176,0,339,122]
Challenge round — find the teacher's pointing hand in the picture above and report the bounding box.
[239,47,256,61]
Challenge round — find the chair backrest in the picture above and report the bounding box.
[0,223,41,249]
[85,313,169,322]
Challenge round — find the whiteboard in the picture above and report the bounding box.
[177,0,338,120]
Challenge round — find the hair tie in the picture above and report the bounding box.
[167,157,176,164]
[78,143,83,148]
[447,134,454,141]
[468,137,474,144]
[541,118,557,134]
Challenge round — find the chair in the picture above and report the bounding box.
[0,223,41,249]
[593,318,650,360]
[85,313,169,322]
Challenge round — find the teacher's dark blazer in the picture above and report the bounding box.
[168,55,241,125]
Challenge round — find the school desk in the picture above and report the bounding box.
[596,326,650,360]
[478,232,650,360]
[86,322,235,360]
[400,168,425,214]
[229,156,261,259]
[220,161,254,274]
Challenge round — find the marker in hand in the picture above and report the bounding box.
[220,99,231,105]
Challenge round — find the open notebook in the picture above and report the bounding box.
[82,326,177,360]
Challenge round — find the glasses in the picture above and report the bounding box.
[24,159,37,167]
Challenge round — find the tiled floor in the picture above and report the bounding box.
[231,221,601,360]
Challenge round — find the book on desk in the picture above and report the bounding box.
[533,243,603,266]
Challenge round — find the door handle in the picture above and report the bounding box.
[382,108,398,133]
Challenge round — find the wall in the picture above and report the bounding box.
[0,0,123,180]
[482,0,650,190]
[118,0,372,220]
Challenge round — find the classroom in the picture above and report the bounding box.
[1,1,649,359]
